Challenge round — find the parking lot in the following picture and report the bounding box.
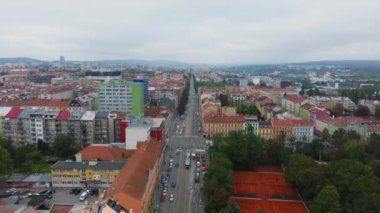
[1,187,102,208]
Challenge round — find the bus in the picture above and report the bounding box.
[185,156,191,169]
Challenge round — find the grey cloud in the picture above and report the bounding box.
[0,0,379,64]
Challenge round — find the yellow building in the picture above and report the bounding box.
[203,115,245,138]
[258,121,273,140]
[51,161,125,188]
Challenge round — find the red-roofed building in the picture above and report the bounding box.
[281,96,308,116]
[203,115,245,138]
[103,139,164,213]
[5,107,23,119]
[271,119,314,142]
[75,145,134,162]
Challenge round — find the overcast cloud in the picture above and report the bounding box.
[0,0,379,64]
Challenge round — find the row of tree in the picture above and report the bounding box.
[0,134,81,174]
[203,132,292,212]
[177,76,190,115]
[203,128,380,212]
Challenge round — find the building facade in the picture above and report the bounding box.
[98,81,144,118]
[51,161,124,188]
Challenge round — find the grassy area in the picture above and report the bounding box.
[31,162,51,173]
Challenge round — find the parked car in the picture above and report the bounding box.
[89,188,99,196]
[169,194,174,202]
[171,181,176,188]
[79,191,89,201]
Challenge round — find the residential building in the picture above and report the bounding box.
[203,115,245,138]
[359,99,380,114]
[0,106,12,137]
[308,96,357,111]
[258,121,273,140]
[103,139,164,213]
[292,120,314,143]
[281,96,308,116]
[51,161,125,188]
[98,81,144,118]
[245,116,259,135]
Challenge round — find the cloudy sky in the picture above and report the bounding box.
[1,0,379,64]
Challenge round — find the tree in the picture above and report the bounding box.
[367,133,380,159]
[0,145,12,174]
[332,103,344,117]
[310,184,342,213]
[352,193,380,213]
[37,139,52,156]
[218,94,229,107]
[53,134,77,159]
[343,140,366,162]
[285,154,316,184]
[375,106,380,118]
[354,105,371,116]
[295,166,326,200]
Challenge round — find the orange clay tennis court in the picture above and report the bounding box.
[233,166,309,213]
[235,198,308,213]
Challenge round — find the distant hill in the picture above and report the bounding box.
[0,57,45,64]
[95,59,187,66]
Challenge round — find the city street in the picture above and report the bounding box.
[153,76,207,213]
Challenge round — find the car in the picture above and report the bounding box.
[169,194,174,202]
[196,161,201,167]
[89,188,99,196]
[6,188,17,194]
[79,191,89,201]
[175,163,179,168]
[70,188,82,195]
[169,159,174,163]
[163,188,167,194]
[195,172,200,183]
[171,181,176,188]
[160,194,166,202]
[196,167,201,173]
[202,165,206,171]
[38,190,48,195]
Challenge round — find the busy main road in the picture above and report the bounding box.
[153,76,206,213]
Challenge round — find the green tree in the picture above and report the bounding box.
[343,140,366,162]
[37,139,52,156]
[354,105,371,116]
[367,133,380,159]
[310,184,342,213]
[285,154,316,184]
[0,145,12,174]
[218,94,229,107]
[352,193,380,213]
[375,106,380,118]
[295,166,326,200]
[53,134,77,159]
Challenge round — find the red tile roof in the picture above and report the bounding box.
[56,111,71,121]
[5,107,23,118]
[367,125,380,133]
[284,96,306,103]
[271,119,294,127]
[320,116,367,126]
[79,145,134,161]
[272,119,313,127]
[0,99,71,109]
[106,140,164,210]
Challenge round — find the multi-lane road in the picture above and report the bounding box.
[152,76,206,213]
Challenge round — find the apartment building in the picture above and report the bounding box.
[271,119,314,143]
[258,121,273,140]
[308,96,357,111]
[203,115,245,138]
[359,99,380,114]
[51,161,125,188]
[281,96,308,116]
[2,107,127,146]
[98,81,144,118]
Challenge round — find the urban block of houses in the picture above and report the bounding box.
[281,95,308,116]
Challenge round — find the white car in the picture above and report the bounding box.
[6,188,17,194]
[169,194,174,202]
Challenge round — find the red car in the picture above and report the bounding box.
[202,165,206,171]
[160,194,166,202]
